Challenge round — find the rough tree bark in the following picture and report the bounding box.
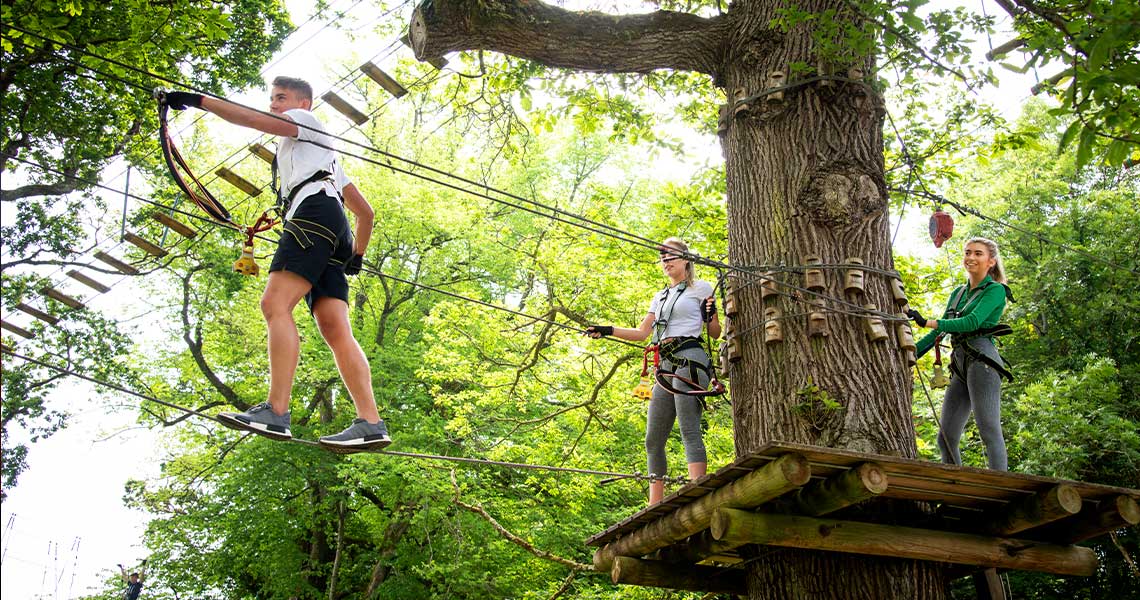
[410,0,943,597]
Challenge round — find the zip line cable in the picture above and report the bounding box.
[0,347,685,484]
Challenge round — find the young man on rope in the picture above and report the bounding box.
[584,238,721,504]
[910,237,1013,470]
[163,78,391,451]
[117,561,146,600]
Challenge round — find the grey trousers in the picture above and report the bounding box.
[938,337,1008,471]
[646,346,709,478]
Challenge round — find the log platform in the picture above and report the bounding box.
[586,442,1139,594]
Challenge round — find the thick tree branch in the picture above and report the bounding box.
[411,0,729,77]
[180,266,243,408]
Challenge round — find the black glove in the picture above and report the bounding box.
[906,308,927,326]
[164,91,203,110]
[584,325,614,338]
[700,297,717,322]
[141,559,147,565]
[344,254,364,276]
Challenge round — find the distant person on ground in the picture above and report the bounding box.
[118,560,146,600]
[585,237,721,504]
[162,77,391,452]
[911,237,1013,470]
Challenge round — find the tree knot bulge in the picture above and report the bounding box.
[798,167,883,227]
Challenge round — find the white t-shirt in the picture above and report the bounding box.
[647,279,714,339]
[277,108,350,219]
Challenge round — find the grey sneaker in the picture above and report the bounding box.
[217,402,292,441]
[319,418,391,454]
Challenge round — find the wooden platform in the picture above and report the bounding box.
[586,443,1139,594]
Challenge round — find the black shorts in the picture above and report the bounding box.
[269,192,353,310]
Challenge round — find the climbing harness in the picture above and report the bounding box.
[155,89,278,276]
[929,207,954,248]
[929,281,1015,384]
[633,283,726,401]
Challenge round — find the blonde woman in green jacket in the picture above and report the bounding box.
[910,238,1013,471]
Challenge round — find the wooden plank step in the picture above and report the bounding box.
[215,168,262,197]
[123,233,168,258]
[360,61,408,98]
[66,270,111,293]
[0,320,35,339]
[94,251,140,275]
[248,143,275,164]
[151,212,198,238]
[15,303,59,325]
[39,286,85,310]
[321,91,369,126]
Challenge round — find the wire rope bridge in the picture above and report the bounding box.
[586,442,1140,596]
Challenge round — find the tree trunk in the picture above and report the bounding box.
[410,0,945,597]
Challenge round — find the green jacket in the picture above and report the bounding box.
[915,276,1010,358]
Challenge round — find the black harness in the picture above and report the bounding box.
[645,283,725,399]
[270,155,339,217]
[939,281,1015,382]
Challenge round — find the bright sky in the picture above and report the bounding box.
[0,1,1047,597]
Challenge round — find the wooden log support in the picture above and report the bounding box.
[1027,494,1140,544]
[94,251,140,275]
[151,212,198,238]
[215,167,262,197]
[360,61,409,98]
[66,270,111,293]
[981,484,1083,536]
[710,509,1098,577]
[248,143,275,164]
[123,233,168,258]
[651,530,741,565]
[15,303,59,325]
[611,556,746,595]
[769,462,889,517]
[0,320,35,339]
[320,91,369,126]
[592,452,810,572]
[40,287,85,310]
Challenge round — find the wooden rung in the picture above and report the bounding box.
[320,91,369,126]
[248,143,275,164]
[15,303,59,325]
[94,251,140,275]
[0,320,35,339]
[151,212,198,238]
[215,168,262,197]
[399,34,448,69]
[39,286,85,310]
[66,270,111,293]
[123,233,168,258]
[360,61,408,98]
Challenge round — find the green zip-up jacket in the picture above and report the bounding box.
[915,275,1009,359]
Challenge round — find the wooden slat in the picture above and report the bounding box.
[15,303,59,325]
[66,270,111,293]
[123,233,168,258]
[215,168,262,197]
[360,61,408,98]
[248,143,275,164]
[40,287,85,310]
[151,212,198,238]
[0,320,35,339]
[94,251,139,275]
[320,91,369,126]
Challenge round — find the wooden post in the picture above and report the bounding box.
[980,484,1083,536]
[66,270,111,293]
[710,509,1098,577]
[360,61,409,98]
[972,568,1007,600]
[15,303,59,325]
[0,320,35,339]
[215,168,262,197]
[94,251,139,275]
[151,212,198,238]
[123,233,168,258]
[39,287,85,310]
[1027,494,1140,544]
[611,556,746,595]
[592,452,810,572]
[320,91,369,126]
[248,143,275,164]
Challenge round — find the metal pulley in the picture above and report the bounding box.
[929,208,954,248]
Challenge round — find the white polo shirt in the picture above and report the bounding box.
[277,108,350,219]
[647,279,714,339]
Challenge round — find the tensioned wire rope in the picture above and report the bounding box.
[0,347,686,484]
[1,24,912,325]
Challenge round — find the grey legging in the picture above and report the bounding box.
[646,346,709,478]
[938,337,1008,471]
